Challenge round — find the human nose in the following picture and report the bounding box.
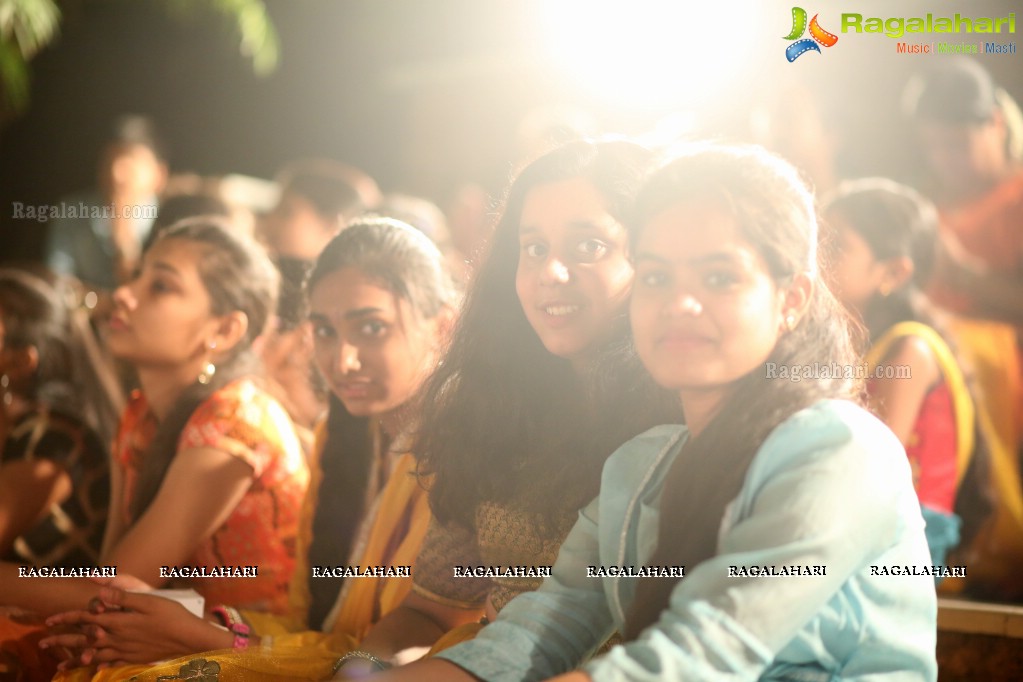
[664,288,703,317]
[111,282,136,311]
[540,256,571,286]
[335,341,361,374]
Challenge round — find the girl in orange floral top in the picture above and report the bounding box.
[113,377,306,612]
[0,219,308,619]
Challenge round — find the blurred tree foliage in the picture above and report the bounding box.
[0,0,278,123]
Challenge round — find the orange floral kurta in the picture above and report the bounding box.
[115,378,309,613]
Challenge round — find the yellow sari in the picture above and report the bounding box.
[58,437,431,682]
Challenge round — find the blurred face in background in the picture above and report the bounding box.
[259,190,340,262]
[821,215,885,313]
[99,143,167,200]
[918,114,1008,195]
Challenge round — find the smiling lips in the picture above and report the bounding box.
[538,302,585,329]
[544,303,580,316]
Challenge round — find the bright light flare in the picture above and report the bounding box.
[538,0,761,110]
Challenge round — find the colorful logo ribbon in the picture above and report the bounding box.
[784,7,838,62]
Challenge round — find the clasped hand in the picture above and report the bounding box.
[39,576,194,670]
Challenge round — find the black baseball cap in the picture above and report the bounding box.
[902,58,998,124]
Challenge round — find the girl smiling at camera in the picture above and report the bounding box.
[339,141,678,676]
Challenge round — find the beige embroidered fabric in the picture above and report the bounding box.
[412,497,578,613]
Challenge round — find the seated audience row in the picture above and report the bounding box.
[0,141,952,682]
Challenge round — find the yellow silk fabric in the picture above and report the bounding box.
[55,451,431,682]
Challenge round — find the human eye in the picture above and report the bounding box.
[521,242,548,259]
[704,270,739,290]
[637,268,669,288]
[359,320,388,339]
[575,238,608,261]
[311,322,336,341]
[149,277,171,294]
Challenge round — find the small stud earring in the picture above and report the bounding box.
[785,314,797,331]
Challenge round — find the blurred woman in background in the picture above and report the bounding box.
[0,269,120,568]
[822,178,993,574]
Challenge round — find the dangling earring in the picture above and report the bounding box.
[1,374,11,406]
[197,362,216,385]
[878,282,893,297]
[197,342,217,385]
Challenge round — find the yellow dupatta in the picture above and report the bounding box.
[869,319,1023,598]
[82,456,430,682]
[264,451,431,653]
[865,321,975,488]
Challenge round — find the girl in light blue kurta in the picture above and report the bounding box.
[365,145,938,681]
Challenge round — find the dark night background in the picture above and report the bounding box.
[2,0,1021,263]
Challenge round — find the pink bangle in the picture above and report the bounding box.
[211,605,251,649]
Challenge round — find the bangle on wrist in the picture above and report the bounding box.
[332,650,392,677]
[211,605,251,650]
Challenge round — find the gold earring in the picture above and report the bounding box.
[198,342,217,385]
[197,362,216,385]
[879,282,893,297]
[785,314,797,331]
[1,374,11,406]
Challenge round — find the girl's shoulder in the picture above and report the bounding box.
[181,377,304,475]
[191,377,286,424]
[750,399,907,487]
[766,399,894,450]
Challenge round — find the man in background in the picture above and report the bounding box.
[45,115,167,291]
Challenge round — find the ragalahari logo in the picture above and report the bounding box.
[784,7,839,61]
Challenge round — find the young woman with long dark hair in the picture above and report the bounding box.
[345,140,679,672]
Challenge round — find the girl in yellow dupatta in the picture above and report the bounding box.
[822,179,994,577]
[43,218,457,681]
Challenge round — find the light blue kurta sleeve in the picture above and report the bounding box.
[584,402,936,682]
[436,492,617,681]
